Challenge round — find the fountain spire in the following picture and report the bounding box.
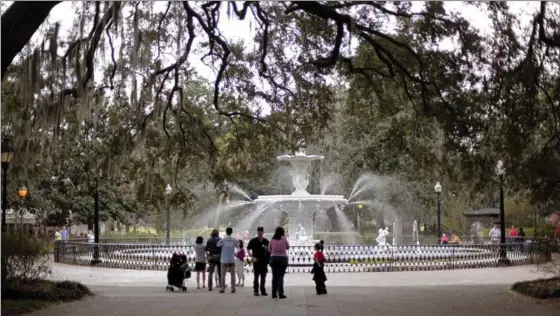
[277,150,324,195]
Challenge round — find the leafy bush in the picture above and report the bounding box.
[3,279,92,302]
[1,233,52,280]
[511,277,560,299]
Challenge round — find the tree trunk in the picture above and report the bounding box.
[1,1,60,79]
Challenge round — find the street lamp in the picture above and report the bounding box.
[434,181,442,240]
[357,204,363,232]
[495,160,509,264]
[165,184,172,245]
[91,175,102,265]
[1,138,14,232]
[18,186,28,230]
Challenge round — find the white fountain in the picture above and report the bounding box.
[253,149,348,245]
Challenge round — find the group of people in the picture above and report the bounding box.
[191,226,328,298]
[439,233,461,244]
[489,224,527,244]
[54,226,95,243]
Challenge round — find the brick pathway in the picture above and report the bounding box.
[26,264,558,316]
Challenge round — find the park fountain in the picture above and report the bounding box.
[66,148,519,272]
[252,149,348,245]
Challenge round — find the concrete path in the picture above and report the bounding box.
[26,263,558,316]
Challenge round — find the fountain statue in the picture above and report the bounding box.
[253,147,348,245]
[295,223,309,242]
[412,220,419,245]
[375,227,391,246]
[392,221,396,246]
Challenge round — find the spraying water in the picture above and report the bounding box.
[332,203,359,244]
[229,184,253,202]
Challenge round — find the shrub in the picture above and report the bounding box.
[1,232,52,280]
[511,277,560,299]
[3,279,92,302]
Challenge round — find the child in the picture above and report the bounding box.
[194,236,207,289]
[311,242,327,295]
[235,239,246,287]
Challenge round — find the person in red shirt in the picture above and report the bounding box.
[554,224,560,242]
[509,226,518,238]
[311,242,327,295]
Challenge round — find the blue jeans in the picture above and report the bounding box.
[270,256,288,296]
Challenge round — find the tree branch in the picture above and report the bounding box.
[1,1,61,79]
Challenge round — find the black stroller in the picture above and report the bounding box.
[166,253,191,292]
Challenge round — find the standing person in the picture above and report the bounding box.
[87,230,95,244]
[54,228,62,241]
[194,236,207,289]
[247,226,270,296]
[235,240,246,287]
[518,227,526,241]
[311,242,327,295]
[509,226,518,242]
[217,227,237,294]
[268,226,289,299]
[489,223,501,245]
[60,226,68,241]
[555,223,560,244]
[205,229,222,291]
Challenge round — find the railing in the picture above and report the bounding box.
[67,235,525,246]
[54,239,552,273]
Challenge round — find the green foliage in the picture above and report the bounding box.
[511,277,560,299]
[1,233,51,280]
[3,279,92,302]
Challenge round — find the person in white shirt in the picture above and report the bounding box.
[489,223,501,245]
[87,230,95,243]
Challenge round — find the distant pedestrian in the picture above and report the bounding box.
[268,226,289,299]
[87,230,95,243]
[489,223,501,245]
[311,242,327,295]
[60,226,68,241]
[194,236,207,289]
[54,228,62,241]
[247,226,269,296]
[217,227,237,294]
[205,229,222,291]
[440,233,449,244]
[235,239,246,287]
[518,227,526,241]
[509,226,518,244]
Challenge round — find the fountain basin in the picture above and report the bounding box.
[254,194,348,207]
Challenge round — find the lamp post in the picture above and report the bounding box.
[495,160,509,264]
[91,176,101,265]
[357,204,363,232]
[434,181,442,240]
[1,138,14,232]
[18,186,28,231]
[165,184,172,245]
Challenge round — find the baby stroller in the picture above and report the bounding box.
[166,253,191,292]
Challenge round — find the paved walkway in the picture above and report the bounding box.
[26,263,558,316]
